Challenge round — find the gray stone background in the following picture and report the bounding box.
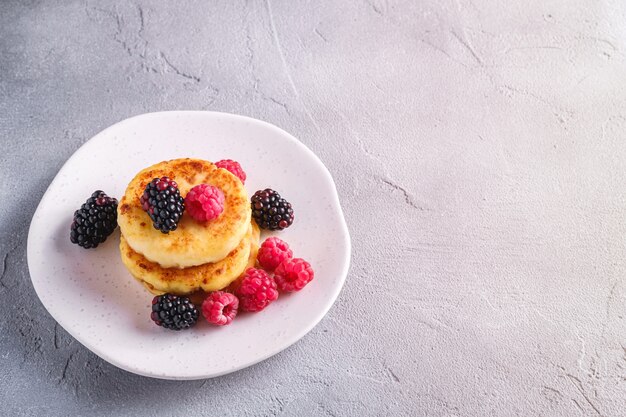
[2,0,626,415]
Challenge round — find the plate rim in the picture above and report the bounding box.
[27,111,352,380]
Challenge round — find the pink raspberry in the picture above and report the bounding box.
[257,237,293,271]
[215,159,246,184]
[185,184,225,222]
[202,291,239,326]
[236,268,279,312]
[274,258,314,292]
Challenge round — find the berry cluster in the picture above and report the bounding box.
[258,237,313,293]
[138,159,247,231]
[193,237,313,328]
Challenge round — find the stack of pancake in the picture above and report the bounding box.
[117,158,259,297]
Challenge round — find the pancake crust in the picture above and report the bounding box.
[118,158,251,268]
[121,222,261,295]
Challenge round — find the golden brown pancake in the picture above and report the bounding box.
[117,158,251,268]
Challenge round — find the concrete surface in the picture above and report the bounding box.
[2,0,626,415]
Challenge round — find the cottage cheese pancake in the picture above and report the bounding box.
[121,221,260,294]
[118,158,251,268]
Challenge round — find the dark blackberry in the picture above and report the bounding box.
[70,190,118,249]
[150,294,199,330]
[140,177,185,234]
[251,188,294,230]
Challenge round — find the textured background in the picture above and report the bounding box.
[2,0,626,415]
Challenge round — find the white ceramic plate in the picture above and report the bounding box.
[27,111,351,380]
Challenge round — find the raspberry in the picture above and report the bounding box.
[186,184,225,222]
[257,237,293,271]
[202,291,239,326]
[251,189,294,230]
[215,159,246,184]
[236,268,279,312]
[274,258,314,292]
[70,191,118,249]
[150,294,199,330]
[140,177,185,233]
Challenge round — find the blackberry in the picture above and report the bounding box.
[70,190,118,249]
[150,294,199,330]
[140,177,185,233]
[251,189,294,230]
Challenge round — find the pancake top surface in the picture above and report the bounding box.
[118,158,251,268]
